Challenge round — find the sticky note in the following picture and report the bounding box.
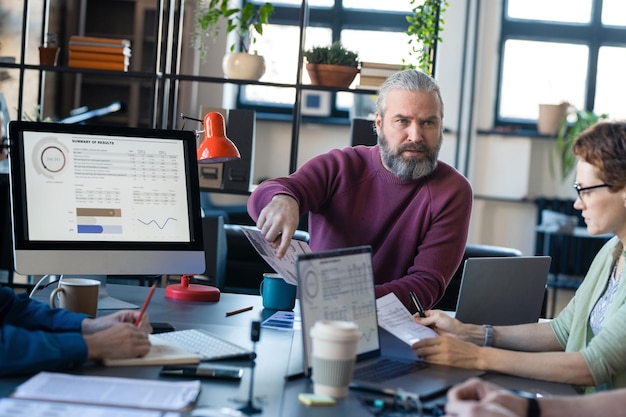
[298,393,336,406]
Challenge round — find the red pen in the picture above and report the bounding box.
[135,282,157,326]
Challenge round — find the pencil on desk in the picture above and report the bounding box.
[225,306,253,317]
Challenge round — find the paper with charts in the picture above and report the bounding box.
[240,226,311,284]
[376,292,438,345]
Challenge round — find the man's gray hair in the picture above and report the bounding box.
[376,70,444,119]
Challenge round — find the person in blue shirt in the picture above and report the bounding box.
[0,286,152,376]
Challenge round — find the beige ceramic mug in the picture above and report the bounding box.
[50,278,100,316]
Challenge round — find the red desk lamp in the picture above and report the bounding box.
[166,112,241,302]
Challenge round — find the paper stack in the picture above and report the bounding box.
[68,36,131,71]
[357,61,402,89]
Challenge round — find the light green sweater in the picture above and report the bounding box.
[551,236,626,393]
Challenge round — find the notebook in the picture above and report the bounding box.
[454,256,551,326]
[296,246,483,400]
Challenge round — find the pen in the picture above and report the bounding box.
[409,290,426,318]
[225,305,253,317]
[135,282,157,326]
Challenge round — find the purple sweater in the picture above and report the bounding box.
[248,145,473,312]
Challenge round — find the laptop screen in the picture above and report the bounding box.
[296,245,380,374]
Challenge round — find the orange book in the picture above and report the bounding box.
[69,44,131,56]
[69,35,131,47]
[69,50,130,64]
[68,58,128,72]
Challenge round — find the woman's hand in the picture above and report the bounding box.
[411,334,484,369]
[413,309,466,338]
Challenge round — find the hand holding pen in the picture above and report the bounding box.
[409,290,426,318]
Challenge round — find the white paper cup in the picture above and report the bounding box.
[310,320,361,398]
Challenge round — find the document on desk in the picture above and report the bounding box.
[240,226,311,284]
[12,372,201,412]
[376,293,438,345]
[0,398,181,417]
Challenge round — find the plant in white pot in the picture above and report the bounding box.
[194,0,274,80]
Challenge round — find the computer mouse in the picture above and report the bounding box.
[191,407,246,417]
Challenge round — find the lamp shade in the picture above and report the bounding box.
[197,112,241,163]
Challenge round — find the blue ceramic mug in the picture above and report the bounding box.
[259,273,297,310]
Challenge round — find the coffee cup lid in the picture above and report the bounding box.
[310,320,361,341]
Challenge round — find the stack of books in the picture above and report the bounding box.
[68,36,131,71]
[357,61,402,89]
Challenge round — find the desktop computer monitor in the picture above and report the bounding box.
[7,121,205,307]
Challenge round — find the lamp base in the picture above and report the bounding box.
[165,275,220,302]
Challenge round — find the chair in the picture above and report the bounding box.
[222,224,310,294]
[432,243,523,311]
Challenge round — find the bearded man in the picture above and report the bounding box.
[247,70,473,312]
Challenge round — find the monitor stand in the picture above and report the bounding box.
[66,275,139,310]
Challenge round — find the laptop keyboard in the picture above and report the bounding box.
[353,358,428,381]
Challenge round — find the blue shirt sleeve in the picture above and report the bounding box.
[0,287,89,376]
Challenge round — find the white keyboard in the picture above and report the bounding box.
[153,329,254,361]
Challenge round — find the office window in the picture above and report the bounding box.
[239,1,412,120]
[496,0,626,129]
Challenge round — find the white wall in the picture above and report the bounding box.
[192,1,571,254]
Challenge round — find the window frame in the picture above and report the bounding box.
[494,0,626,130]
[236,1,410,122]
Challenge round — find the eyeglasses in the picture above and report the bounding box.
[573,182,611,199]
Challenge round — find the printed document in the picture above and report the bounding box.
[0,398,181,417]
[12,372,201,411]
[376,292,438,345]
[240,226,311,284]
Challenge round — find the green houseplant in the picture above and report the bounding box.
[194,0,273,80]
[553,108,609,182]
[405,0,449,75]
[303,41,359,88]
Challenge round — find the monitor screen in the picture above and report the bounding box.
[7,121,205,276]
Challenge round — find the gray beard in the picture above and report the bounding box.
[379,131,441,180]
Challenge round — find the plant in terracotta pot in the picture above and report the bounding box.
[39,32,60,66]
[194,0,274,80]
[303,41,359,88]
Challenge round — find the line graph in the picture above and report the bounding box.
[137,217,178,229]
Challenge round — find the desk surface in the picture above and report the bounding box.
[4,284,578,416]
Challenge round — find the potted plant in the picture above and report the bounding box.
[405,0,449,75]
[303,41,359,88]
[39,32,60,66]
[553,107,609,182]
[194,0,274,80]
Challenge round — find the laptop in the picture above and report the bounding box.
[454,256,551,326]
[296,246,483,400]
